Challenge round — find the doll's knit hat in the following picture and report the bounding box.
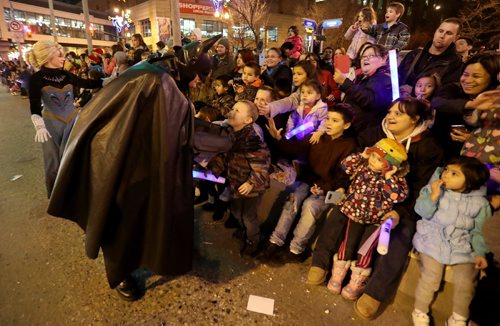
[371,138,407,167]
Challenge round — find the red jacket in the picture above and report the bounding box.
[285,34,303,59]
[318,69,341,107]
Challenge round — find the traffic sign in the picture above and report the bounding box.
[9,20,23,32]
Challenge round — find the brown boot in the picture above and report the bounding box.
[340,263,371,300]
[354,293,381,320]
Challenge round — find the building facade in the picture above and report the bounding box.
[0,0,117,58]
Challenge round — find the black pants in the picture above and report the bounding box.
[311,205,348,269]
[312,205,417,302]
[338,219,378,268]
[230,196,262,243]
[364,209,416,302]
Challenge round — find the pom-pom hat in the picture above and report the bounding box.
[369,138,407,167]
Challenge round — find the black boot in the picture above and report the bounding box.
[212,200,228,221]
[115,275,142,301]
[224,212,241,228]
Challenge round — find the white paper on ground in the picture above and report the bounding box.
[246,295,274,316]
[10,175,23,181]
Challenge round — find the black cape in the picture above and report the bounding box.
[47,62,194,288]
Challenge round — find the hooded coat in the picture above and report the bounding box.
[413,168,491,264]
[47,62,194,288]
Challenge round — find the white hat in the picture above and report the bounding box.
[191,28,202,41]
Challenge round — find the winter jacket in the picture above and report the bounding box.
[260,64,293,95]
[339,152,409,224]
[461,109,500,165]
[212,54,236,80]
[277,135,356,192]
[318,69,342,106]
[236,79,263,102]
[345,25,376,60]
[413,168,492,264]
[431,82,472,160]
[285,34,304,59]
[209,124,270,199]
[339,65,393,133]
[365,21,410,51]
[399,41,462,88]
[269,89,301,119]
[211,93,236,119]
[357,125,444,220]
[286,99,328,138]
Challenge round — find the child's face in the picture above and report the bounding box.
[213,80,228,95]
[242,66,258,85]
[293,66,308,87]
[368,151,386,173]
[227,102,252,131]
[300,85,321,107]
[325,112,350,138]
[385,8,400,22]
[415,77,436,99]
[254,89,272,108]
[441,164,466,192]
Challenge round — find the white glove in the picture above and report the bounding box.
[31,114,52,143]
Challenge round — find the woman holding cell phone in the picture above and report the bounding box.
[431,51,500,160]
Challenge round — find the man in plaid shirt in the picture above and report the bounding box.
[363,2,410,51]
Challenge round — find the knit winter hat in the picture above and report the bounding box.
[191,28,202,41]
[216,37,230,50]
[87,54,101,65]
[370,138,407,167]
[94,48,104,55]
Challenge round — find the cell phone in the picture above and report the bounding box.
[334,55,351,74]
[325,191,343,205]
[451,124,467,132]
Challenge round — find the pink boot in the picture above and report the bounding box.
[326,254,351,294]
[341,263,371,300]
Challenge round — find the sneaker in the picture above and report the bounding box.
[412,309,430,326]
[445,312,467,326]
[256,242,283,261]
[241,239,259,257]
[279,250,307,264]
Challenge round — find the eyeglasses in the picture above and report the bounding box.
[361,54,379,60]
[265,55,279,59]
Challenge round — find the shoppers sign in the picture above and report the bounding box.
[179,2,215,15]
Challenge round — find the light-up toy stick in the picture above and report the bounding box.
[388,49,400,101]
[285,121,315,140]
[192,170,226,184]
[377,217,394,255]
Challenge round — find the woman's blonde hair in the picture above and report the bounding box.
[26,40,63,70]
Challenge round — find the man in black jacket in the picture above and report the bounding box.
[398,18,463,96]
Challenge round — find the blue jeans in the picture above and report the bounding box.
[269,182,328,254]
